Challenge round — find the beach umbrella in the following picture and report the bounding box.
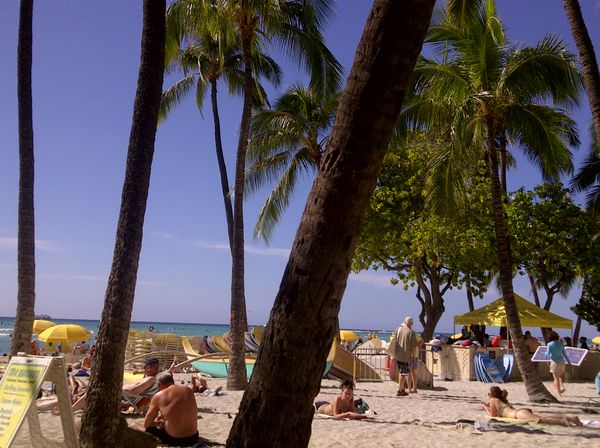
[32,319,56,334]
[38,324,92,343]
[339,330,359,342]
[592,336,600,345]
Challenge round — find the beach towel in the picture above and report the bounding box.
[475,420,547,434]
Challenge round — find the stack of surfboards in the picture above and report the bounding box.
[474,352,514,383]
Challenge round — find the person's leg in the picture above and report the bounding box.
[516,409,568,426]
[409,369,417,393]
[595,373,600,395]
[552,372,561,395]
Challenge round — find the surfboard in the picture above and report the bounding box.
[502,354,514,382]
[474,352,490,382]
[480,354,504,383]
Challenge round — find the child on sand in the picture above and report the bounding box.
[481,386,582,427]
[315,380,367,420]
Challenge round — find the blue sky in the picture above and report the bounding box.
[1,1,599,337]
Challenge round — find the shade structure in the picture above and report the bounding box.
[339,330,359,342]
[32,319,56,334]
[38,324,92,343]
[453,294,572,329]
[592,336,600,345]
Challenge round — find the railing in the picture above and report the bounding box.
[352,347,389,381]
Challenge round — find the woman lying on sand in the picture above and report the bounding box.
[481,386,582,427]
[315,380,367,420]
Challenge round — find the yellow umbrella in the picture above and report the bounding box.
[32,319,56,334]
[38,324,92,343]
[592,336,600,345]
[339,330,359,342]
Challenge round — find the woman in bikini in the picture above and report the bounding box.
[315,380,366,420]
[481,386,582,427]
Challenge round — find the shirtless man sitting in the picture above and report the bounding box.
[524,331,541,356]
[134,372,199,446]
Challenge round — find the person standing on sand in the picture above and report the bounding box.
[546,331,571,396]
[133,372,199,446]
[389,316,417,396]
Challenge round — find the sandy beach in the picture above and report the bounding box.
[12,376,600,447]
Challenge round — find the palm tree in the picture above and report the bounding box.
[245,84,340,242]
[572,133,600,213]
[226,1,435,445]
[12,0,35,357]
[161,22,282,251]
[169,0,342,391]
[562,0,600,143]
[404,0,582,401]
[78,2,165,446]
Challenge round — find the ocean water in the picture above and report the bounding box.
[0,316,394,355]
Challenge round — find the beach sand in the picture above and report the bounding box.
[12,377,600,447]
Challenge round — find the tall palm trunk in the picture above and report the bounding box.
[210,79,235,251]
[563,0,600,142]
[12,0,35,357]
[78,2,165,446]
[227,36,252,391]
[485,119,556,403]
[226,1,435,445]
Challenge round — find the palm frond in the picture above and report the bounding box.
[252,150,316,243]
[504,104,577,179]
[159,75,198,123]
[502,34,582,107]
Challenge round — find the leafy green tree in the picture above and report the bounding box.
[12,0,36,356]
[354,136,495,340]
[404,0,582,401]
[245,84,340,242]
[508,182,587,339]
[169,0,342,390]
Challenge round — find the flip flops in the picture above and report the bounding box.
[396,390,408,396]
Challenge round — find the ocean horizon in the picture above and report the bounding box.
[0,316,402,355]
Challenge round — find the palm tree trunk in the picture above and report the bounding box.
[226,2,435,445]
[12,0,35,357]
[485,119,556,403]
[499,134,508,197]
[227,35,252,391]
[210,79,234,251]
[573,314,582,345]
[528,272,541,306]
[78,2,165,446]
[563,0,600,142]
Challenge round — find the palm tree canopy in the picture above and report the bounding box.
[166,0,343,97]
[402,2,582,214]
[245,84,340,242]
[572,130,600,213]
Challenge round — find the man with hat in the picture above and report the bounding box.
[68,357,161,412]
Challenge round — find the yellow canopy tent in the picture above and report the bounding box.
[453,293,572,329]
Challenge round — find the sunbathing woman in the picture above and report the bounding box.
[315,380,367,420]
[481,386,582,427]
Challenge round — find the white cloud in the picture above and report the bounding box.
[40,272,166,287]
[193,239,290,258]
[0,236,67,253]
[348,271,396,288]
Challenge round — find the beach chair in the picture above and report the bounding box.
[121,382,159,415]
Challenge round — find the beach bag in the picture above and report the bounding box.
[354,398,369,414]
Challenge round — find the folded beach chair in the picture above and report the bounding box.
[121,384,158,415]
